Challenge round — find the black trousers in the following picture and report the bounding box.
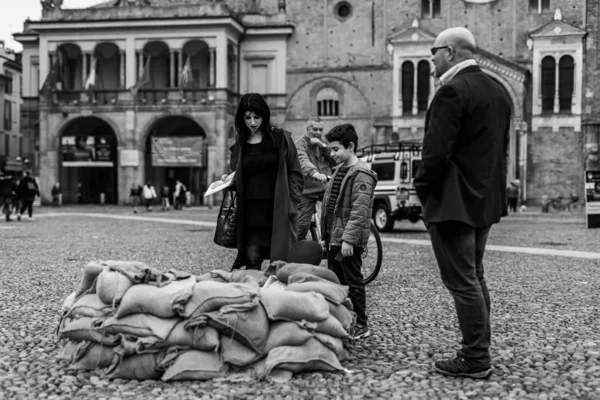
[20,200,34,218]
[296,194,320,241]
[507,198,518,213]
[327,245,367,326]
[427,221,492,364]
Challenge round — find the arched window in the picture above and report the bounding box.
[421,0,441,19]
[401,61,414,113]
[529,0,550,13]
[316,87,340,117]
[541,56,555,112]
[559,55,574,112]
[417,60,430,112]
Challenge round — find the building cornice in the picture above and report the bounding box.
[287,64,392,74]
[27,16,245,36]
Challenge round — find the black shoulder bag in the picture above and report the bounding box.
[213,189,237,248]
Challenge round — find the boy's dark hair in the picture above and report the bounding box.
[325,123,358,150]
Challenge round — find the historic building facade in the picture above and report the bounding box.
[0,43,28,174]
[15,0,599,205]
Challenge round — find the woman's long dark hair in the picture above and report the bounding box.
[234,93,275,147]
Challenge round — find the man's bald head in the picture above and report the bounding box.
[434,27,477,55]
[432,27,477,78]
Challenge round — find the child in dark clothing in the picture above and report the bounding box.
[321,123,377,340]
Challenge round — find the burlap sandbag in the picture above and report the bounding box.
[265,338,345,375]
[315,314,349,338]
[202,304,269,354]
[96,269,133,305]
[115,276,196,318]
[71,342,117,370]
[68,294,113,319]
[285,278,349,305]
[59,317,121,346]
[104,352,165,380]
[126,323,220,354]
[221,321,314,367]
[328,301,356,331]
[161,350,229,381]
[210,269,268,286]
[313,332,349,361]
[181,279,259,318]
[260,288,329,322]
[74,262,105,298]
[275,263,340,284]
[102,314,178,341]
[58,340,81,362]
[60,292,77,316]
[262,275,287,290]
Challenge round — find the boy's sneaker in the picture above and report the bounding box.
[433,357,492,379]
[353,324,370,340]
[28,216,34,221]
[17,214,21,221]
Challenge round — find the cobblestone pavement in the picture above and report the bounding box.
[1,207,599,399]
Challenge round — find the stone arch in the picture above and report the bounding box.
[138,112,209,149]
[53,114,123,150]
[57,43,83,90]
[480,68,524,120]
[93,42,121,90]
[182,40,211,89]
[287,75,373,120]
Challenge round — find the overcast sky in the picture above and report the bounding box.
[1,0,106,52]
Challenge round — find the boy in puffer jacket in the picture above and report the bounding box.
[320,123,377,340]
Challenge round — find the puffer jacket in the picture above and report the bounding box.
[295,135,337,196]
[321,159,377,248]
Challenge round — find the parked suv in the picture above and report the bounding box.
[358,142,423,232]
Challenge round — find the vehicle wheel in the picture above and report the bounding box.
[373,204,394,232]
[362,221,383,285]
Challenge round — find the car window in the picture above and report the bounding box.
[371,162,395,181]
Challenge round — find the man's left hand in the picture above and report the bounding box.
[341,241,353,257]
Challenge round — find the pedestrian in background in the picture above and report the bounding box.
[414,27,511,379]
[11,175,20,214]
[76,182,84,204]
[16,170,40,221]
[51,182,62,207]
[174,180,186,210]
[295,116,338,241]
[321,123,376,340]
[161,184,171,211]
[142,181,157,211]
[226,93,303,270]
[129,183,142,214]
[0,166,15,222]
[506,181,519,213]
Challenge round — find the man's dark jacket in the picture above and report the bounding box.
[414,65,511,228]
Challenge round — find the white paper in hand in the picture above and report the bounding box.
[204,172,235,197]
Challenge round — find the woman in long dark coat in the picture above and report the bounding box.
[228,93,303,270]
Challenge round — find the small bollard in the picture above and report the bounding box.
[100,192,106,205]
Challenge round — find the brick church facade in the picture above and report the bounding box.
[15,0,600,205]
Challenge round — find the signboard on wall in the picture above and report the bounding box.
[120,150,139,167]
[151,137,204,167]
[585,170,600,228]
[61,135,115,167]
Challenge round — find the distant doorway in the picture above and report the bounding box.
[59,117,118,204]
[144,116,207,205]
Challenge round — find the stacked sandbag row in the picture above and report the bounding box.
[57,260,356,381]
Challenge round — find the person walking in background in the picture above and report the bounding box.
[51,182,62,207]
[11,175,20,215]
[129,183,142,214]
[321,123,376,340]
[506,181,519,213]
[76,182,85,204]
[160,184,171,211]
[142,181,157,212]
[0,166,16,222]
[174,180,187,210]
[413,27,511,379]
[16,170,40,221]
[295,117,338,241]
[226,93,303,270]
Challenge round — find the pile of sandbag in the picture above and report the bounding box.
[57,260,356,381]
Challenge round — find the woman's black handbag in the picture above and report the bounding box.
[213,190,237,248]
